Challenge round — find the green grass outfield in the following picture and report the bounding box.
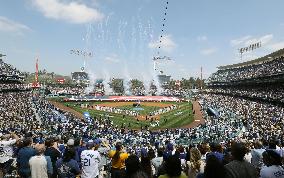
[115,105,161,115]
[62,101,194,129]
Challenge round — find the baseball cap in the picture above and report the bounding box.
[94,138,102,145]
[82,138,89,144]
[86,140,94,148]
[167,143,174,151]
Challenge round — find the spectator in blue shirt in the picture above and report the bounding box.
[17,137,36,178]
[44,138,61,178]
[206,143,224,162]
[56,148,80,178]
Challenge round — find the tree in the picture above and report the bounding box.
[195,77,204,89]
[168,79,176,90]
[129,79,144,90]
[109,78,124,93]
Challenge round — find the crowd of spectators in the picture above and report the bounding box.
[206,86,284,103]
[1,86,284,178]
[0,84,30,91]
[161,88,190,97]
[0,59,23,77]
[1,58,284,178]
[47,86,85,95]
[201,94,284,144]
[208,55,284,82]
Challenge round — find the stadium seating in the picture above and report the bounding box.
[208,49,284,83]
[1,52,284,178]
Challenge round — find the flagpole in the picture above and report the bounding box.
[35,58,39,83]
[200,66,203,89]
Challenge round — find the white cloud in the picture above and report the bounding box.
[31,0,104,24]
[0,16,31,34]
[266,42,284,51]
[231,34,284,53]
[230,34,274,47]
[197,35,207,42]
[244,34,273,46]
[230,35,251,46]
[104,54,120,63]
[148,34,176,52]
[200,48,217,55]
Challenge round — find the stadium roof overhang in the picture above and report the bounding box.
[207,72,284,86]
[217,48,284,70]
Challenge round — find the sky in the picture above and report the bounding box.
[1,0,284,80]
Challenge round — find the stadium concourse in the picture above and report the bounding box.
[0,49,284,178]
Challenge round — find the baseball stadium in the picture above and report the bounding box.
[1,1,284,178]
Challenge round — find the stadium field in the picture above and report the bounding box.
[52,99,194,129]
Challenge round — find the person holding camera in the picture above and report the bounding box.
[0,132,19,177]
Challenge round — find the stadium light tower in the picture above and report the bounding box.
[238,41,262,60]
[70,49,93,72]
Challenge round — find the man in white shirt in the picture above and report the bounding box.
[251,141,265,170]
[151,149,164,176]
[0,132,19,176]
[29,144,53,178]
[81,140,102,178]
[260,150,284,178]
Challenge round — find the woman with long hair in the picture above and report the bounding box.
[187,147,205,178]
[109,142,129,178]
